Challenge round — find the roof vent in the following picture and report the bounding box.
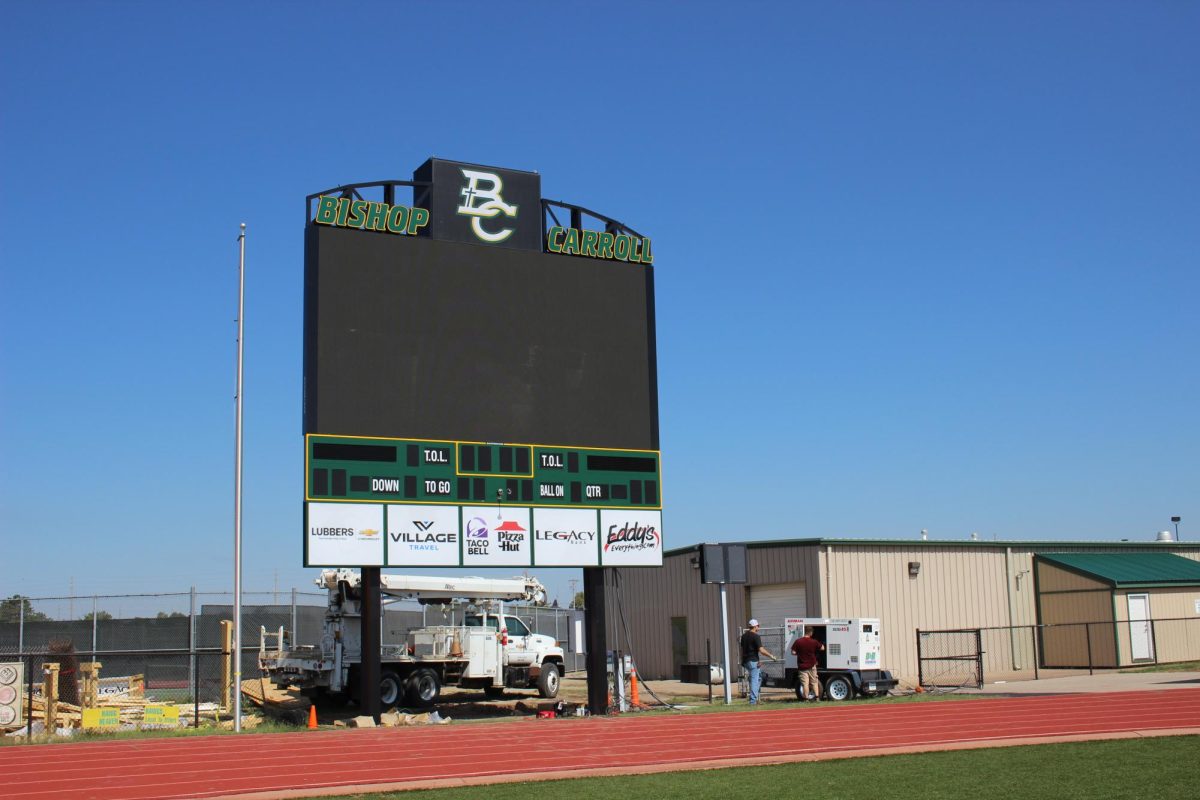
[1157,530,1175,542]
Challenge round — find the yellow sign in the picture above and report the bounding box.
[82,707,120,729]
[143,705,179,726]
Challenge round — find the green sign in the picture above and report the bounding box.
[306,434,661,510]
[313,195,430,235]
[546,226,653,264]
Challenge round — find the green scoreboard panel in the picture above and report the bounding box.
[306,434,662,510]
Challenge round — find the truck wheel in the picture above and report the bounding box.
[825,675,854,701]
[379,671,403,708]
[406,667,441,708]
[537,663,560,698]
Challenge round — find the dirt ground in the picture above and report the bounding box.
[310,673,773,724]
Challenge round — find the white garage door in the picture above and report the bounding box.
[749,582,806,631]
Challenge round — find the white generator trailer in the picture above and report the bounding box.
[260,570,565,708]
[768,617,898,701]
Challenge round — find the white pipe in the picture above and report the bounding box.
[234,223,246,732]
[719,583,731,704]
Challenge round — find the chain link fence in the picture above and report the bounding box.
[918,616,1200,687]
[0,588,586,716]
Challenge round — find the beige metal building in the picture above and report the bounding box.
[603,538,1200,686]
[1035,552,1200,669]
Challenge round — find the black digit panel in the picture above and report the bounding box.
[516,448,530,473]
[312,469,328,496]
[500,447,513,473]
[478,446,493,472]
[461,445,475,471]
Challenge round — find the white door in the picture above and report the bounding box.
[1127,594,1153,662]
[749,582,806,632]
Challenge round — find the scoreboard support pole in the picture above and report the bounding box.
[583,566,608,715]
[359,567,382,723]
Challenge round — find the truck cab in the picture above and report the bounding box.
[463,612,563,693]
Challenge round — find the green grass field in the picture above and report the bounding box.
[338,735,1199,800]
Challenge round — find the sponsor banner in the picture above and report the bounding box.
[143,705,179,727]
[306,503,384,566]
[599,509,663,567]
[533,508,600,566]
[387,504,461,566]
[462,507,532,566]
[82,708,121,729]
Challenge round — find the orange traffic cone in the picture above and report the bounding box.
[630,670,641,707]
[307,704,318,729]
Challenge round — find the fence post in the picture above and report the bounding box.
[915,629,924,688]
[26,652,34,742]
[43,663,60,730]
[1032,626,1039,681]
[17,601,23,653]
[189,586,196,709]
[291,588,298,647]
[975,629,984,687]
[91,596,98,657]
[1150,619,1159,665]
[220,619,233,711]
[1085,623,1093,676]
[193,650,200,729]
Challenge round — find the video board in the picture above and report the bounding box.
[303,159,662,568]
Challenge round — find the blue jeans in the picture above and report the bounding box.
[743,660,761,704]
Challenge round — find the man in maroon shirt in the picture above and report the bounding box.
[790,626,824,701]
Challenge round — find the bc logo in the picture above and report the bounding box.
[456,169,518,242]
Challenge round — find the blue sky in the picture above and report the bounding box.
[1,1,1196,608]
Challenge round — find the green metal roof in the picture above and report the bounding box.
[1036,552,1200,588]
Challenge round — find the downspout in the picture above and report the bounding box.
[1005,547,1021,670]
[824,543,833,616]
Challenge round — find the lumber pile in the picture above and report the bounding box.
[22,692,225,727]
[240,676,312,725]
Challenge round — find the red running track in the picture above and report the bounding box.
[3,688,1199,800]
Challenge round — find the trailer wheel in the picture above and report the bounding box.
[537,662,560,698]
[825,675,854,701]
[406,667,441,708]
[379,671,403,708]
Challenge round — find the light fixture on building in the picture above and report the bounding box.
[690,556,700,569]
[908,561,921,578]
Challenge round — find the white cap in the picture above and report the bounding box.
[748,619,759,627]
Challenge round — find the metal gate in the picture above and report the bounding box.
[916,628,983,689]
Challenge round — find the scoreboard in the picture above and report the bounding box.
[303,158,662,569]
[307,434,661,509]
[304,434,662,568]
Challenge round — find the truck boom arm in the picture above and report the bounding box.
[317,569,547,604]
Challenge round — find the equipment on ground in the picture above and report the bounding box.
[260,570,564,708]
[758,617,898,701]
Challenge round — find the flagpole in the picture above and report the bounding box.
[234,223,246,732]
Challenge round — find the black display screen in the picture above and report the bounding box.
[304,226,658,451]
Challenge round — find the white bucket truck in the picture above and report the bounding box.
[779,617,899,701]
[260,570,565,708]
